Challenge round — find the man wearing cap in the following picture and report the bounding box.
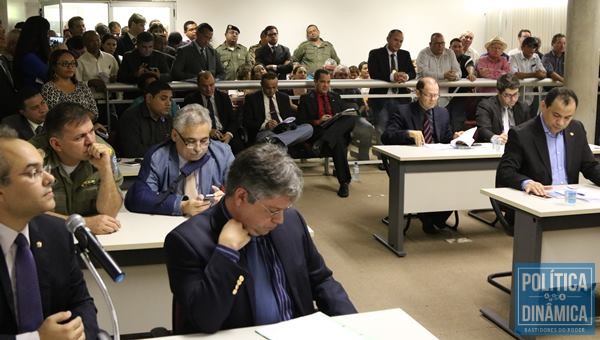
[292,25,340,75]
[172,23,226,81]
[254,26,293,80]
[216,25,250,81]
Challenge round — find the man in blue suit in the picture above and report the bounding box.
[0,127,98,339]
[165,143,356,334]
[382,77,462,233]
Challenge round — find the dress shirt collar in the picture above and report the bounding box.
[539,114,563,138]
[386,46,397,56]
[0,223,30,257]
[268,44,279,49]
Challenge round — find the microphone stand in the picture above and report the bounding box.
[78,248,121,340]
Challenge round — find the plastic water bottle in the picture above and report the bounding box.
[351,162,360,182]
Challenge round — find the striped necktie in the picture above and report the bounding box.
[423,110,433,144]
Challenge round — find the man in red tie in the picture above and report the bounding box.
[381,77,463,233]
[298,69,357,197]
[0,126,98,339]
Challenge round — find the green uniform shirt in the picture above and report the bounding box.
[248,43,262,66]
[292,39,340,74]
[216,43,250,80]
[29,134,123,216]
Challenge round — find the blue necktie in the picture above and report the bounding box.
[15,233,44,332]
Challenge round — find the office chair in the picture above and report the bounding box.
[486,197,514,295]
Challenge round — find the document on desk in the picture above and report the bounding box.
[423,143,453,150]
[255,312,366,340]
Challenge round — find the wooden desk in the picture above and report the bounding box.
[480,185,600,339]
[372,143,502,256]
[149,308,438,339]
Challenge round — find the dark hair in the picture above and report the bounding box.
[306,24,318,32]
[197,70,214,84]
[47,49,78,83]
[496,74,520,92]
[66,35,84,51]
[67,16,84,30]
[358,61,368,71]
[14,22,25,30]
[416,77,437,91]
[349,65,359,76]
[551,33,566,45]
[108,21,121,31]
[95,23,110,37]
[144,80,172,96]
[137,72,159,91]
[449,38,462,45]
[236,63,252,80]
[45,102,94,138]
[313,68,329,82]
[136,31,154,44]
[387,29,403,39]
[544,87,578,108]
[18,87,42,109]
[521,36,539,49]
[82,30,99,43]
[517,29,531,38]
[168,32,183,47]
[128,13,146,28]
[13,16,51,89]
[197,23,213,34]
[263,25,277,35]
[260,71,278,85]
[183,20,196,32]
[101,33,117,46]
[148,23,166,35]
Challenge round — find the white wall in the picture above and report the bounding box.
[176,0,488,66]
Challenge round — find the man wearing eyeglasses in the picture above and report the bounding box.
[382,77,462,234]
[476,74,533,144]
[125,104,233,217]
[165,143,356,334]
[254,26,293,80]
[0,126,99,340]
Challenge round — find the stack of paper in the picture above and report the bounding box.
[255,312,367,340]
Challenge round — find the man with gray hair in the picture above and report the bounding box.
[125,104,234,216]
[165,143,356,334]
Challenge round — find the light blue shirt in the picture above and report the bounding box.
[521,116,568,190]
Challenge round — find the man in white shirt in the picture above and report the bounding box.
[510,36,547,113]
[77,30,119,97]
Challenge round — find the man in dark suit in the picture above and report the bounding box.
[0,129,98,339]
[254,26,293,80]
[183,71,243,154]
[496,87,600,195]
[367,29,416,138]
[476,74,532,143]
[171,23,226,81]
[2,88,48,140]
[297,69,356,197]
[165,143,356,334]
[242,72,312,146]
[117,31,171,84]
[0,22,17,120]
[382,77,462,234]
[116,13,146,56]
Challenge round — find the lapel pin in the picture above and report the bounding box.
[36,241,42,248]
[569,132,574,136]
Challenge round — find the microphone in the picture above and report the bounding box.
[66,214,125,283]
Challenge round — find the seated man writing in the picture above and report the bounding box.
[382,77,463,234]
[496,87,600,195]
[125,104,234,216]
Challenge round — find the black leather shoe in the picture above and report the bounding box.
[337,183,349,198]
[422,222,439,234]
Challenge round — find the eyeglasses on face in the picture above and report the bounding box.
[247,190,292,218]
[175,129,210,149]
[56,61,78,68]
[19,164,52,180]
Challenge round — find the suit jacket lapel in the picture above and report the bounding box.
[28,221,51,318]
[563,123,578,181]
[409,102,421,130]
[268,228,303,316]
[532,116,552,176]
